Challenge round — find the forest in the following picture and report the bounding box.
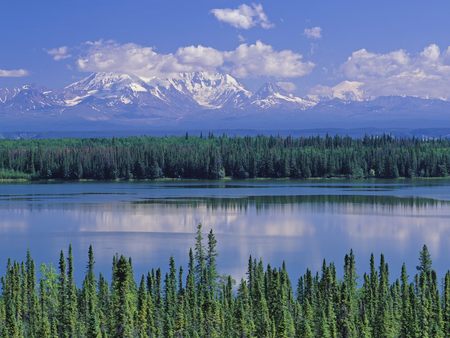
[0,224,449,338]
[1,135,450,180]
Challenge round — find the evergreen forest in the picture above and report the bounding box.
[1,135,450,180]
[0,224,449,338]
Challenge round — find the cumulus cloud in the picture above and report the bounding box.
[0,68,29,77]
[47,46,71,61]
[76,40,314,80]
[276,81,297,92]
[304,26,322,40]
[176,45,224,69]
[211,3,273,29]
[77,41,182,81]
[224,41,314,78]
[340,44,450,99]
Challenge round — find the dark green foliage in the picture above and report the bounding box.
[0,228,448,337]
[1,135,450,180]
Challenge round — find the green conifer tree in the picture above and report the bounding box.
[111,256,135,338]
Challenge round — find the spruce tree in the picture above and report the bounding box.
[97,273,110,337]
[83,245,101,338]
[66,245,78,337]
[194,223,205,288]
[57,251,67,337]
[399,264,413,338]
[111,255,135,338]
[24,250,38,338]
[136,276,148,338]
[38,279,51,338]
[444,271,450,338]
[206,229,218,293]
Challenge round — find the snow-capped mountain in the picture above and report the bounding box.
[63,72,169,114]
[65,72,149,93]
[0,88,21,104]
[310,81,366,102]
[156,72,252,109]
[0,71,311,117]
[0,85,62,114]
[2,71,450,132]
[252,83,315,109]
[57,72,255,114]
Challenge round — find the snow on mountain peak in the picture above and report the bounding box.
[1,71,350,116]
[65,72,149,94]
[309,81,367,102]
[331,81,366,101]
[252,82,316,109]
[254,82,287,99]
[162,71,251,108]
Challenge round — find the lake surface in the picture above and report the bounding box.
[0,179,449,283]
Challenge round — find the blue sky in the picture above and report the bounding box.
[1,0,450,98]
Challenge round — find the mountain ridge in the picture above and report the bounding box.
[1,71,450,132]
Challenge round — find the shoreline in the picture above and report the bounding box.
[1,175,450,184]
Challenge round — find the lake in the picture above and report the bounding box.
[0,179,449,283]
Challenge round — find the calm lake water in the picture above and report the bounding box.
[0,179,449,283]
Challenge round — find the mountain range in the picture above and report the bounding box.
[2,71,450,134]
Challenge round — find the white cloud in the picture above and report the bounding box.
[47,46,71,61]
[76,40,314,80]
[211,3,273,29]
[276,81,297,92]
[304,27,322,40]
[176,45,224,69]
[339,44,450,99]
[0,68,29,77]
[224,41,314,78]
[77,41,183,81]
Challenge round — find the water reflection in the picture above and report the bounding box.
[0,183,448,283]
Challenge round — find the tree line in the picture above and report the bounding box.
[1,134,450,180]
[0,224,449,337]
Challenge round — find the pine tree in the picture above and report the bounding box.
[24,250,38,338]
[83,245,101,338]
[66,245,78,337]
[136,276,148,338]
[374,254,393,338]
[233,279,255,337]
[0,295,5,337]
[206,229,218,293]
[194,223,205,288]
[38,279,51,338]
[368,254,378,329]
[174,277,186,338]
[444,271,450,338]
[57,251,67,337]
[39,263,59,337]
[97,273,110,337]
[163,257,177,337]
[251,272,271,337]
[399,264,413,338]
[111,255,135,338]
[319,309,331,338]
[416,245,433,338]
[185,248,197,336]
[338,250,357,337]
[300,299,314,338]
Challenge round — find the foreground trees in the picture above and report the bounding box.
[1,134,450,180]
[0,226,449,337]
